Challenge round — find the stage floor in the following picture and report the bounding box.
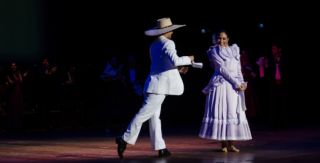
[1,128,320,163]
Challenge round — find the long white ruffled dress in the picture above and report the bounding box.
[199,44,252,140]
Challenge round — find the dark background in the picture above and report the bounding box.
[0,1,302,62]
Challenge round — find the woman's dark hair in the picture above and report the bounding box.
[215,29,235,45]
[216,29,229,38]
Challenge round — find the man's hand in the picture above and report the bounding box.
[178,66,189,74]
[189,55,195,62]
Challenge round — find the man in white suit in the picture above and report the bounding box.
[116,17,194,159]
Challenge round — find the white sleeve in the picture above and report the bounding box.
[163,40,192,66]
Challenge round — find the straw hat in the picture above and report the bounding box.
[144,17,186,36]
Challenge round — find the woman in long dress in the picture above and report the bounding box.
[199,31,252,152]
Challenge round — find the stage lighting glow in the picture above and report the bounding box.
[258,23,264,29]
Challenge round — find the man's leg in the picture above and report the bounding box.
[149,104,166,150]
[122,94,166,145]
[149,98,172,158]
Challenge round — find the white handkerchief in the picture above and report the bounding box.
[240,91,247,111]
[192,62,203,69]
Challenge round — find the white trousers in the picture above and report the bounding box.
[122,93,166,150]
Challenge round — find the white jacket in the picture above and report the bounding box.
[144,36,192,95]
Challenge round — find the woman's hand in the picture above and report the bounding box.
[239,82,247,91]
[236,82,247,91]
